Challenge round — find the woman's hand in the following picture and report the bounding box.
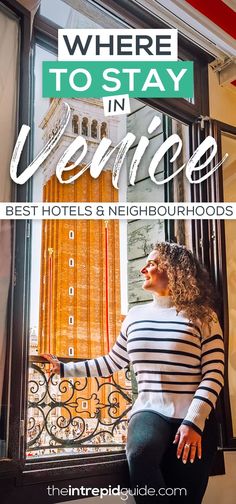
[42,353,60,375]
[173,424,202,463]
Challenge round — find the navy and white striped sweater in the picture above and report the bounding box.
[60,296,224,434]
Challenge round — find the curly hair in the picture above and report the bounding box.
[153,242,218,329]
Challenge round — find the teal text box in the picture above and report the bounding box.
[42,61,193,98]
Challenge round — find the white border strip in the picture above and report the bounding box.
[1,202,236,219]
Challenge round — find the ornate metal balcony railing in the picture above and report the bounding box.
[27,356,134,458]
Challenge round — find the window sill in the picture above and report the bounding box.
[18,451,128,485]
[1,447,227,481]
[1,453,129,504]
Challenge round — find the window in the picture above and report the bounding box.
[68,346,74,356]
[82,401,88,409]
[101,121,107,138]
[28,72,202,466]
[72,114,79,134]
[91,119,98,138]
[82,117,88,136]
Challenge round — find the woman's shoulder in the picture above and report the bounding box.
[121,302,151,330]
[126,302,150,318]
[200,310,223,339]
[128,301,153,312]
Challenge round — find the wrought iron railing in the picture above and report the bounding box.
[27,356,133,458]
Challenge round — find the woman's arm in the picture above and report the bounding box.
[44,317,130,378]
[61,327,129,378]
[181,312,224,435]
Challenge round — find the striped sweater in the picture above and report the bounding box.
[60,295,224,434]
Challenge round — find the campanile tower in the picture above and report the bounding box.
[37,98,128,418]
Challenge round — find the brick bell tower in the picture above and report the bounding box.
[37,98,128,420]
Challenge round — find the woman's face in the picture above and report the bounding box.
[140,250,169,295]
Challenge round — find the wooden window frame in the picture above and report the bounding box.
[209,121,236,450]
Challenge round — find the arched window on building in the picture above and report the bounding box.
[101,121,107,138]
[72,114,79,134]
[91,119,98,139]
[82,117,88,136]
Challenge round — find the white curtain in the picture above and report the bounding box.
[0,7,19,455]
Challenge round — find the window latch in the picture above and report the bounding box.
[198,115,210,130]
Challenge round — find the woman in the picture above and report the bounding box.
[43,242,224,504]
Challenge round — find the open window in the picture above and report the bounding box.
[0,0,23,464]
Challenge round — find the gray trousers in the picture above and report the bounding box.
[126,409,218,504]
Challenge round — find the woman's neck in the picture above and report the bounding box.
[152,293,174,308]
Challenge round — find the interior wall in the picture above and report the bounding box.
[203,452,236,504]
[208,67,236,126]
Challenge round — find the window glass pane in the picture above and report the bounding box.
[170,117,191,247]
[28,92,190,460]
[28,83,191,460]
[222,130,236,436]
[40,0,126,28]
[40,0,72,26]
[28,7,191,459]
[0,5,19,459]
